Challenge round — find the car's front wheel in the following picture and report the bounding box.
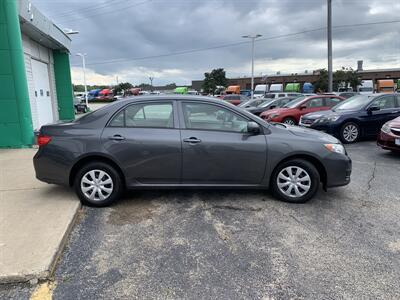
[271,159,320,203]
[74,162,123,207]
[282,117,296,125]
[340,122,360,143]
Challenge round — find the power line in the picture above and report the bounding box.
[50,0,127,19]
[55,0,152,21]
[74,20,400,67]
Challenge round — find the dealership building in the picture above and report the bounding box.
[1,0,74,148]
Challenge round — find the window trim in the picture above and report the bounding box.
[178,100,254,134]
[106,100,177,129]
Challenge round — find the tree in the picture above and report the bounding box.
[114,82,133,93]
[313,68,361,93]
[165,83,177,89]
[202,68,228,94]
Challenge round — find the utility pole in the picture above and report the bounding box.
[76,53,88,107]
[327,0,333,92]
[242,34,262,99]
[149,76,154,92]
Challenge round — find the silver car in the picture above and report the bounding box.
[34,95,351,207]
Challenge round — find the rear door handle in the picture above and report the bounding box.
[109,134,125,141]
[183,137,201,144]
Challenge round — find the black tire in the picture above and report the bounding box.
[74,162,123,207]
[271,159,320,203]
[340,122,360,144]
[282,117,296,125]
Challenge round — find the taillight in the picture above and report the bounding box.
[37,135,52,146]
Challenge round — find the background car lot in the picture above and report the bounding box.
[2,141,399,299]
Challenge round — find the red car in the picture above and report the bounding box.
[377,116,400,152]
[260,95,345,125]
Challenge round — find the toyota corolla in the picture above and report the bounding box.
[34,96,352,207]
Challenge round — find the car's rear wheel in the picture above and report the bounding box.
[271,159,320,203]
[340,122,360,143]
[282,117,296,125]
[74,162,122,207]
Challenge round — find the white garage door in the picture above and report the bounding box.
[31,59,54,127]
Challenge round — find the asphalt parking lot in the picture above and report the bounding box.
[1,141,399,299]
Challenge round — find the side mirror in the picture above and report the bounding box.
[247,121,260,134]
[299,105,307,110]
[368,105,380,112]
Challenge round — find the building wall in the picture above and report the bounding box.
[0,0,33,147]
[22,33,59,129]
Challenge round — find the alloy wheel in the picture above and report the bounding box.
[81,169,114,201]
[283,118,295,125]
[343,124,359,142]
[277,166,311,198]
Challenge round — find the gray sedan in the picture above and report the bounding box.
[34,96,351,207]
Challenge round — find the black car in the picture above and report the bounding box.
[74,98,88,114]
[246,96,299,116]
[299,93,400,143]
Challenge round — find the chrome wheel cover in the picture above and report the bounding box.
[277,166,311,198]
[343,124,358,142]
[81,169,113,201]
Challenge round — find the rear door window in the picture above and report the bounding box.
[325,97,342,107]
[109,102,174,128]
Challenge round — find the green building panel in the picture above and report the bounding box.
[53,50,75,121]
[0,0,34,147]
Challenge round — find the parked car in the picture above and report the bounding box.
[253,84,268,98]
[238,98,270,109]
[34,95,351,207]
[260,95,345,125]
[73,98,88,114]
[299,94,400,143]
[221,94,249,106]
[338,92,359,99]
[240,89,252,97]
[246,96,299,116]
[377,116,400,152]
[264,92,302,99]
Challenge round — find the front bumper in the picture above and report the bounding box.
[377,130,400,151]
[300,121,341,137]
[324,153,352,188]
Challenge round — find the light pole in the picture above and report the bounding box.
[242,34,262,99]
[76,53,88,107]
[327,0,333,92]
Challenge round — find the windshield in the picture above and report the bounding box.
[256,99,275,108]
[332,94,372,111]
[283,96,306,108]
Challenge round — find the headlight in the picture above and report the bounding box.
[324,143,346,155]
[319,115,340,123]
[381,123,391,134]
[269,113,280,119]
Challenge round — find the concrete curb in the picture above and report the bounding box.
[0,204,82,285]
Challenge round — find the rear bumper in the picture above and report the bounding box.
[33,147,72,186]
[377,131,400,151]
[324,153,352,188]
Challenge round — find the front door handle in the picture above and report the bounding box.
[183,137,201,144]
[109,134,125,141]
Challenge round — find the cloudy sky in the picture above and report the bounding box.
[33,0,400,86]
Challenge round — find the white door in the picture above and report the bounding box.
[31,59,53,127]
